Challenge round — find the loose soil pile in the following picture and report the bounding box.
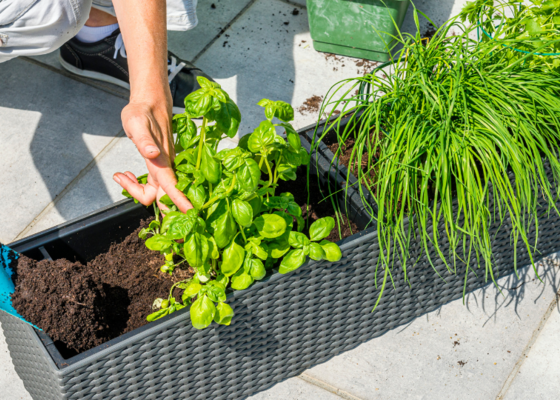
[11,219,192,356]
[11,170,359,357]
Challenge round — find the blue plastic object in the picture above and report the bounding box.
[0,244,41,330]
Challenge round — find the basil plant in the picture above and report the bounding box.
[131,77,342,330]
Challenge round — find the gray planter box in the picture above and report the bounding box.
[2,128,560,400]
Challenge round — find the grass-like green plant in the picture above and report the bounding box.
[461,0,560,72]
[125,77,342,329]
[310,8,560,308]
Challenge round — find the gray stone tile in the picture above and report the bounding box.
[246,376,341,400]
[195,0,371,138]
[502,302,560,400]
[303,256,560,400]
[401,0,470,36]
[0,59,126,244]
[170,0,254,61]
[0,322,32,400]
[23,135,146,236]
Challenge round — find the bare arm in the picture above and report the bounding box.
[111,0,192,212]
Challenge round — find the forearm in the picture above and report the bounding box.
[112,0,170,107]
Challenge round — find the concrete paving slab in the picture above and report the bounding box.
[195,0,377,137]
[302,257,560,400]
[22,134,146,237]
[0,59,126,244]
[501,297,560,400]
[246,376,342,400]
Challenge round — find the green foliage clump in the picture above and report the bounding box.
[311,7,560,308]
[131,77,341,329]
[461,0,560,71]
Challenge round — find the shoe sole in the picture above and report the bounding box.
[59,55,185,115]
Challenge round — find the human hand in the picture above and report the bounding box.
[113,100,193,212]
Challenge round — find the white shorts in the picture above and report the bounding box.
[0,0,198,63]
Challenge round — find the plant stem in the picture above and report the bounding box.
[196,117,208,170]
[238,223,247,243]
[201,175,237,210]
[264,156,273,186]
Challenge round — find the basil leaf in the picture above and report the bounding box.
[253,214,287,239]
[190,295,216,330]
[248,258,266,280]
[279,249,307,274]
[268,239,290,258]
[214,302,234,326]
[319,240,342,262]
[213,209,237,248]
[273,101,294,122]
[145,235,173,252]
[184,232,209,268]
[231,269,254,290]
[221,239,245,276]
[248,120,276,153]
[201,144,222,184]
[182,281,202,300]
[309,217,336,242]
[309,242,326,261]
[187,183,208,210]
[280,123,300,149]
[232,199,254,227]
[147,308,169,322]
[289,231,310,249]
[214,97,241,138]
[238,159,261,192]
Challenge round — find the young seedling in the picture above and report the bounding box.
[125,77,342,329]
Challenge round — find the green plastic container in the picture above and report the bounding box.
[307,0,410,62]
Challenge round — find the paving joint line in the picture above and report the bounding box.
[191,0,259,63]
[298,373,364,400]
[495,287,560,399]
[13,130,127,241]
[21,56,129,100]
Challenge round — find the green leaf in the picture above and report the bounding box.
[279,249,307,274]
[231,269,254,290]
[182,281,202,300]
[214,302,234,325]
[145,235,173,252]
[138,228,149,239]
[184,90,214,118]
[147,308,169,322]
[268,238,290,258]
[187,184,208,210]
[248,120,276,153]
[221,239,245,276]
[213,209,237,248]
[247,195,263,216]
[309,217,335,242]
[184,232,209,268]
[281,123,301,149]
[273,101,294,122]
[246,240,269,260]
[201,144,222,184]
[232,199,254,227]
[309,242,326,261]
[190,295,216,329]
[277,164,297,181]
[253,214,287,239]
[214,97,241,138]
[216,273,229,287]
[204,281,227,302]
[248,258,266,280]
[289,231,310,248]
[159,194,175,207]
[206,234,220,259]
[238,159,261,192]
[319,240,342,262]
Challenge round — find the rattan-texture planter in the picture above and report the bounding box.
[2,126,560,400]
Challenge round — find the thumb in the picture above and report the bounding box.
[122,111,161,160]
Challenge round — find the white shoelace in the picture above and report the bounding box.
[113,33,186,84]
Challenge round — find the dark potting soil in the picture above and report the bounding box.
[276,167,360,242]
[11,219,193,356]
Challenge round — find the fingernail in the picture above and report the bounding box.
[145,145,159,154]
[113,175,121,183]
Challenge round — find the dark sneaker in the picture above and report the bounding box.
[59,29,213,114]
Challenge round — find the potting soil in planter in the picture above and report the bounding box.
[10,168,360,357]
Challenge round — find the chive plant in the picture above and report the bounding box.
[310,8,560,307]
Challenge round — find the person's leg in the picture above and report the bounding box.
[60,0,213,114]
[0,0,92,63]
